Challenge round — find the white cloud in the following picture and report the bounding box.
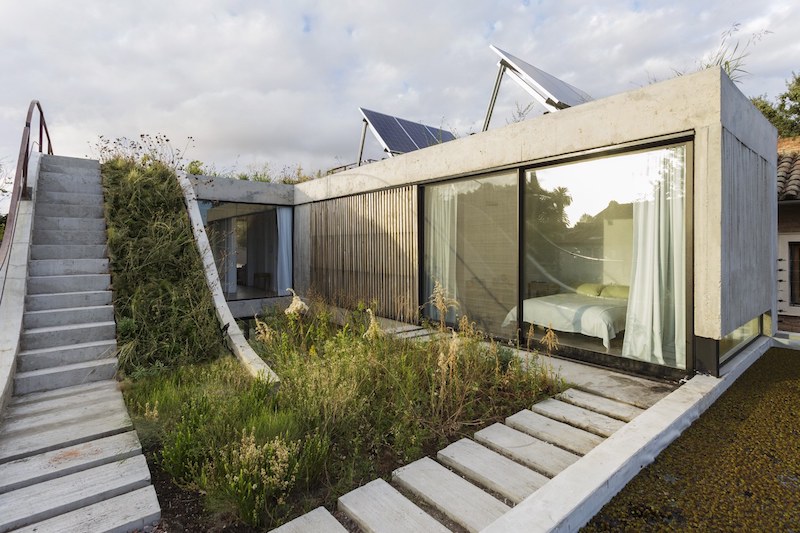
[0,0,797,191]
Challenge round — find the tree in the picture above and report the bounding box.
[752,72,800,137]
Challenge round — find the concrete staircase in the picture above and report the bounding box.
[0,155,159,532]
[273,386,645,533]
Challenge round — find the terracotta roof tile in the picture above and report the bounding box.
[778,152,800,201]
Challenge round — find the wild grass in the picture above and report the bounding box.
[124,289,565,528]
[102,156,223,375]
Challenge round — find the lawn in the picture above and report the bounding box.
[584,347,800,531]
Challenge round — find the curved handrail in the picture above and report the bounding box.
[0,100,53,271]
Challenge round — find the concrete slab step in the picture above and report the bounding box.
[27,274,110,295]
[38,170,102,187]
[505,409,604,456]
[32,229,107,246]
[1,390,125,437]
[0,453,151,531]
[30,244,108,260]
[41,155,99,173]
[0,407,131,463]
[36,190,104,207]
[25,290,112,311]
[9,380,117,408]
[17,340,117,372]
[34,203,104,219]
[393,457,509,533]
[20,321,115,351]
[4,381,120,419]
[531,399,626,438]
[36,181,103,197]
[12,485,160,533]
[474,423,580,478]
[338,478,449,533]
[23,305,114,329]
[437,438,547,504]
[28,258,108,277]
[271,506,347,533]
[0,431,140,494]
[13,358,117,395]
[33,215,106,232]
[557,388,645,422]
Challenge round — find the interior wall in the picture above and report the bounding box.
[602,218,633,285]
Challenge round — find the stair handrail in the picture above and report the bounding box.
[0,100,53,271]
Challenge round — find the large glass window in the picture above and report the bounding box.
[520,145,687,369]
[423,171,518,336]
[205,203,293,301]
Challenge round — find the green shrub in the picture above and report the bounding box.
[101,156,222,374]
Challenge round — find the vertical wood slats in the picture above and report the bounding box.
[310,186,418,322]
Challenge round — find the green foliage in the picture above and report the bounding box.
[751,72,800,137]
[0,213,6,242]
[102,156,223,374]
[125,299,564,528]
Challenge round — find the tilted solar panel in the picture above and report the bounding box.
[360,108,455,156]
[490,45,592,110]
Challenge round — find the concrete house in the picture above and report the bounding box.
[193,66,777,379]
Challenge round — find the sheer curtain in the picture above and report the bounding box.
[276,207,293,297]
[425,184,458,323]
[622,147,686,368]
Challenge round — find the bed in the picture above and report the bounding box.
[502,291,628,350]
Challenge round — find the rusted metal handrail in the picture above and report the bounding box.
[0,100,53,271]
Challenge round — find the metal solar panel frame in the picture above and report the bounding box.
[490,45,593,111]
[359,108,455,159]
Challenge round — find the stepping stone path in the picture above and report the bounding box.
[272,349,654,533]
[0,155,159,532]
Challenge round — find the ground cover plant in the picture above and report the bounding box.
[101,152,223,375]
[124,291,565,529]
[584,347,800,531]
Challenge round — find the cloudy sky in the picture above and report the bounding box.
[1,0,798,191]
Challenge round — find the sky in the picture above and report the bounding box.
[1,0,799,210]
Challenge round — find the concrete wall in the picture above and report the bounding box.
[189,175,293,205]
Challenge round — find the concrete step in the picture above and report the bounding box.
[4,382,120,420]
[27,274,110,294]
[13,358,118,395]
[33,215,106,232]
[18,340,117,372]
[23,305,114,329]
[29,258,109,277]
[40,155,99,173]
[21,321,116,351]
[437,438,547,504]
[30,245,108,260]
[393,457,509,533]
[557,388,645,422]
[32,229,107,246]
[34,203,104,219]
[9,380,116,408]
[271,506,348,533]
[505,409,604,456]
[338,478,450,533]
[37,171,102,191]
[0,400,131,464]
[0,453,150,531]
[474,423,580,478]
[26,290,112,311]
[12,485,160,533]
[0,431,140,494]
[531,399,626,438]
[36,190,104,206]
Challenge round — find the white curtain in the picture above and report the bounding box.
[276,207,293,297]
[425,184,458,323]
[622,147,686,368]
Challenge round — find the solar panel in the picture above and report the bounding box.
[490,45,593,111]
[359,108,455,156]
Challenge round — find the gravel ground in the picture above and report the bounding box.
[584,347,800,532]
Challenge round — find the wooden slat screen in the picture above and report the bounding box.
[310,186,418,322]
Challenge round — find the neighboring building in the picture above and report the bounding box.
[194,67,777,380]
[776,140,800,331]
